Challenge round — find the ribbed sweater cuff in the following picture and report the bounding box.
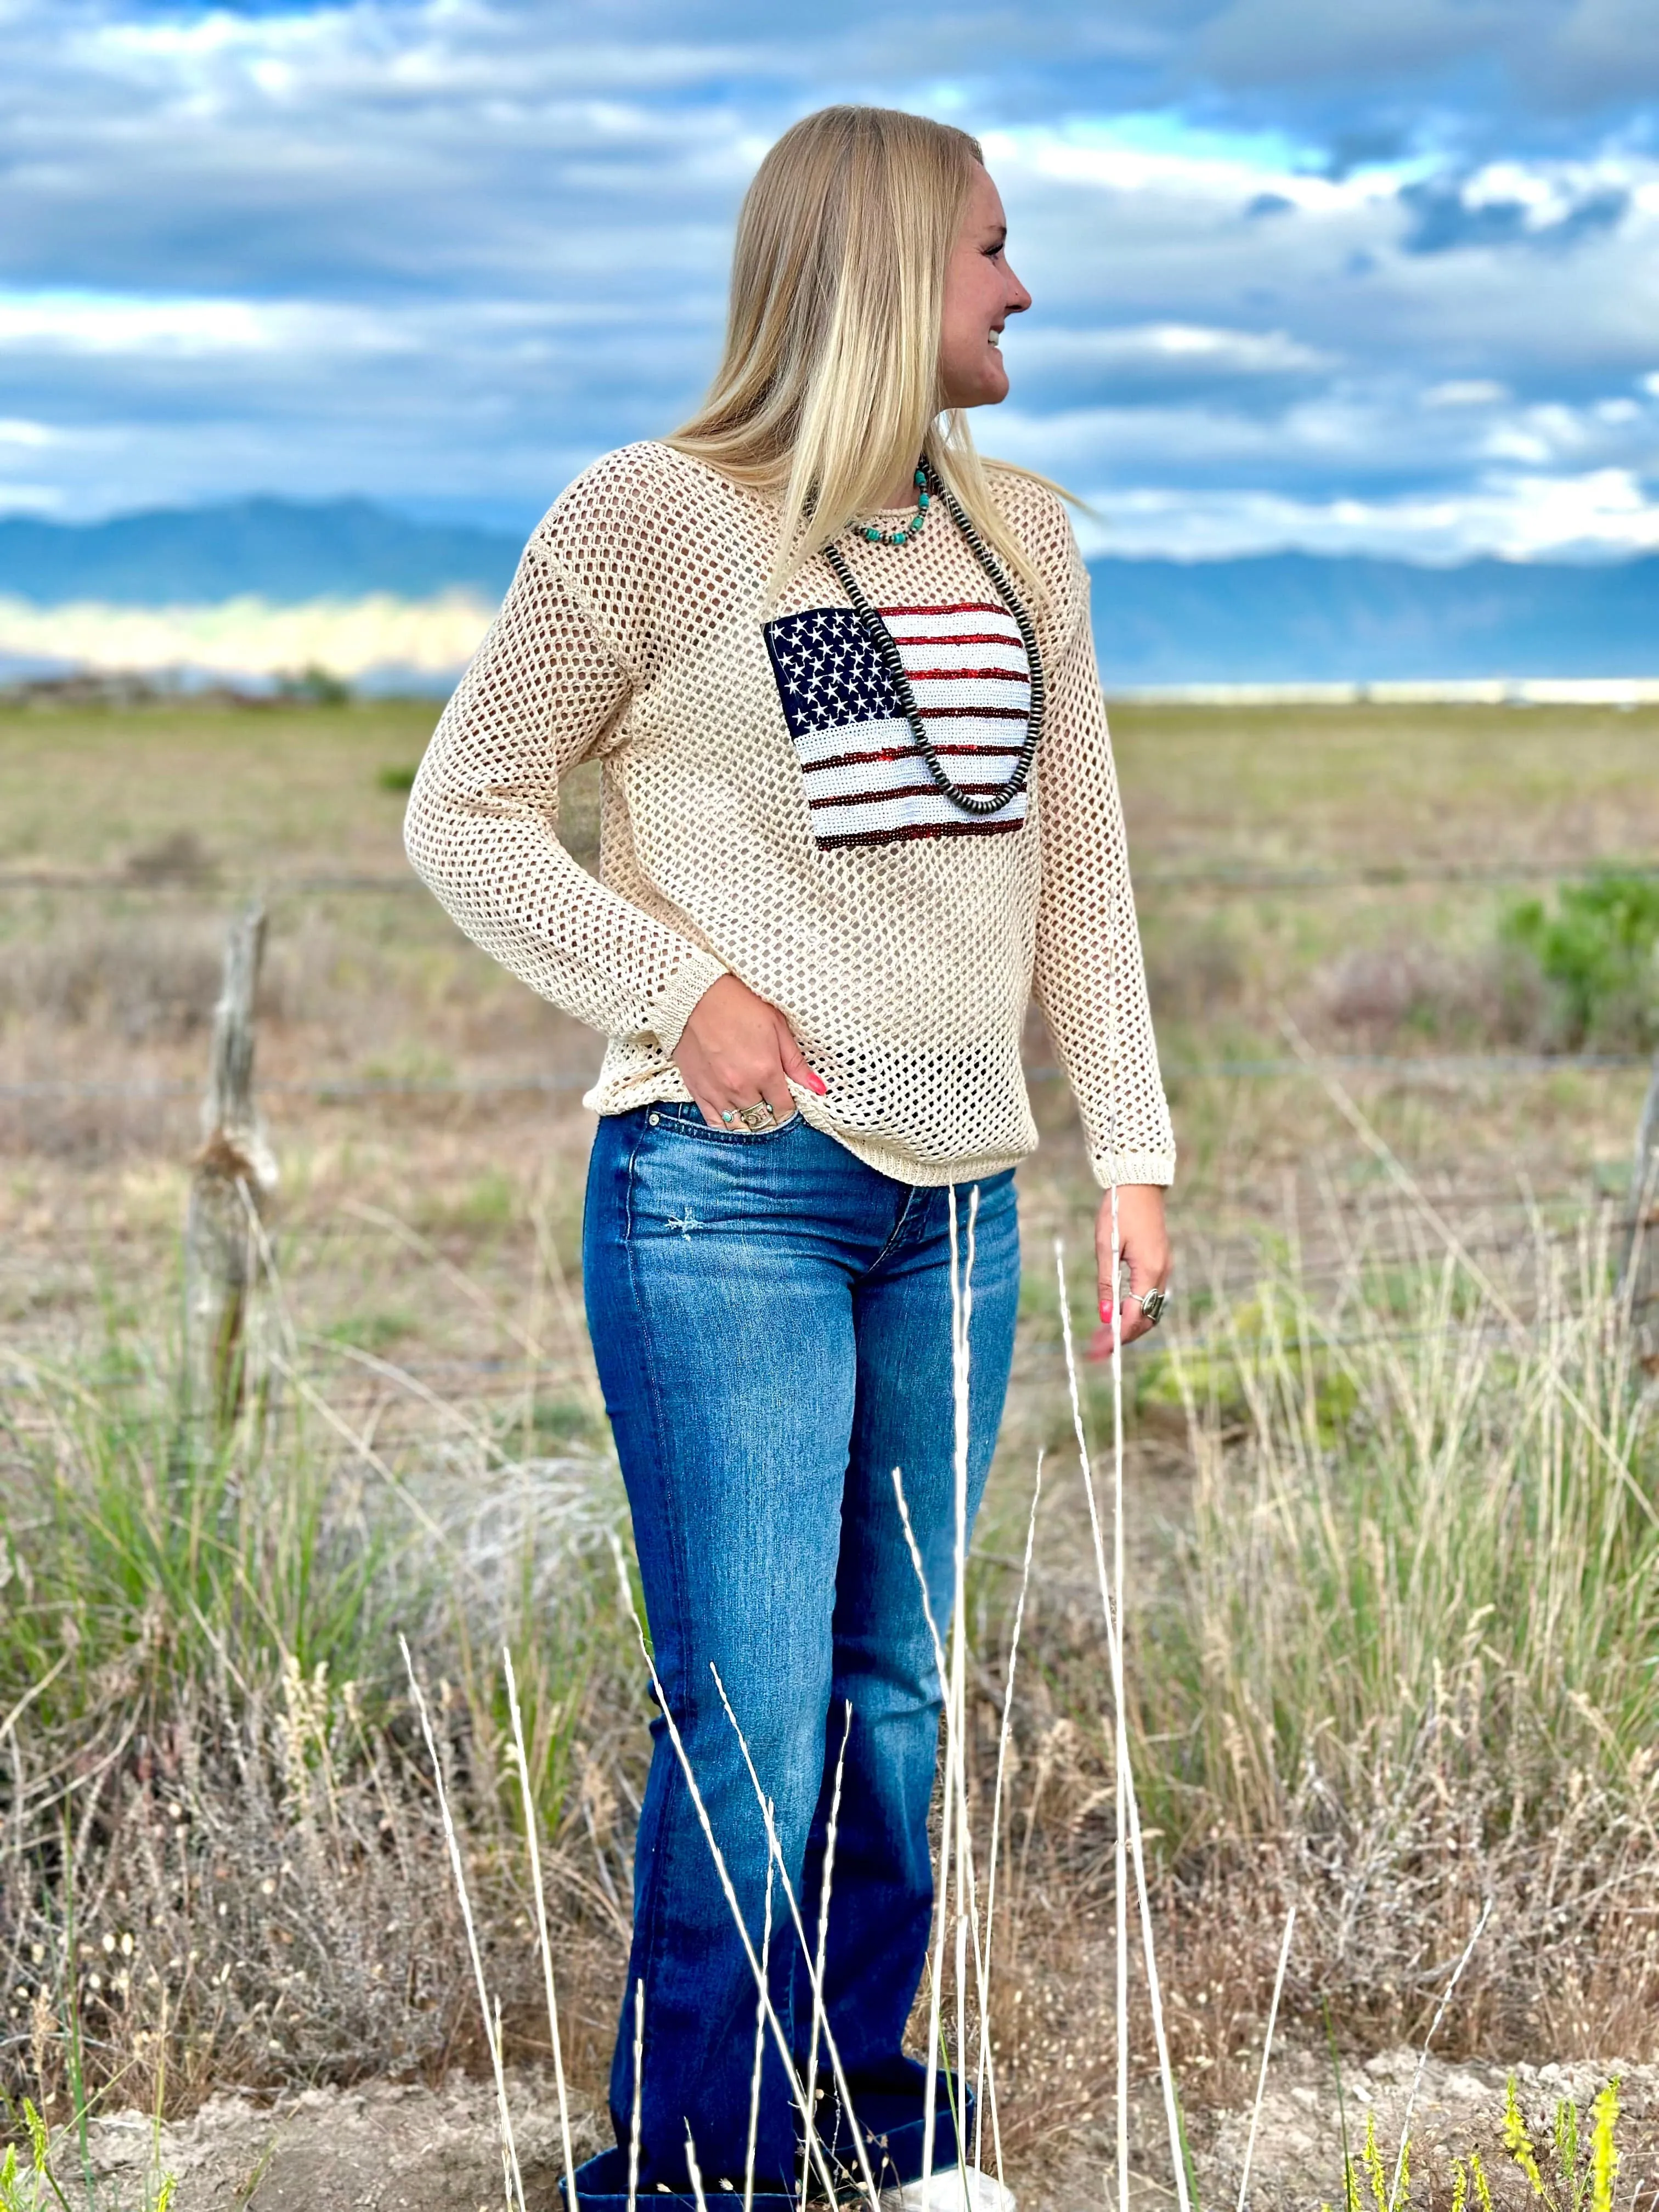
[642,950,729,1054]
[1091,1151,1177,1190]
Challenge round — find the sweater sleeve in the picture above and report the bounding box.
[1030,526,1176,1189]
[403,528,728,1053]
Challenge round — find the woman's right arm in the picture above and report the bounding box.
[403,536,729,1055]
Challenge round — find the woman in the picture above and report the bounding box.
[406,105,1174,2212]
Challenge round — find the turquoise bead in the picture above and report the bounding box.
[917,492,929,509]
[865,527,881,541]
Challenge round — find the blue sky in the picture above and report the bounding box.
[3,0,1658,560]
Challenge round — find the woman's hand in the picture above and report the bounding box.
[1090,1183,1171,1355]
[674,974,827,1129]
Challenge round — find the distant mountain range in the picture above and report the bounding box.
[2,496,1656,684]
[0,498,516,607]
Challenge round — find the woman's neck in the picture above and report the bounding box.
[876,466,919,509]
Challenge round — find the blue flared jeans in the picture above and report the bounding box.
[575,1101,1020,2209]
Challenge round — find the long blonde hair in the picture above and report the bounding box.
[667,105,1040,603]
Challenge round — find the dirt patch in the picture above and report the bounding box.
[75,2052,1659,2210]
[83,2070,607,2212]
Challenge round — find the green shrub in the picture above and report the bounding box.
[1502,871,1659,1048]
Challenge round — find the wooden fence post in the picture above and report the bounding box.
[185,903,279,1432]
[1624,1054,1659,1384]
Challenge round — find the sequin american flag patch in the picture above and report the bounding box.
[762,600,1031,851]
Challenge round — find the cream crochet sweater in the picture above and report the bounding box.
[405,441,1174,1190]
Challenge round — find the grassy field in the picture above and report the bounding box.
[3,693,1658,2207]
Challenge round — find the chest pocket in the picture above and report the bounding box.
[761,601,1031,852]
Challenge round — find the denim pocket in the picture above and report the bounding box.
[645,1102,803,1146]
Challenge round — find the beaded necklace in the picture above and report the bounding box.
[821,460,1046,820]
[859,465,932,546]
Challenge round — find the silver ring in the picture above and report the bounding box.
[720,1109,738,1124]
[1132,1287,1170,1326]
[735,1100,776,1132]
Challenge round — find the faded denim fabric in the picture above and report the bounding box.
[572,1102,1020,2209]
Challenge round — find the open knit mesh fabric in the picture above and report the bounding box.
[404,440,1175,1189]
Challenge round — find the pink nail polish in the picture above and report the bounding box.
[1099,1299,1114,1324]
[806,1073,828,1096]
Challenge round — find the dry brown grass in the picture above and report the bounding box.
[4,695,1659,2203]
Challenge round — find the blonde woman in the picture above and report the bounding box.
[407,105,1174,2212]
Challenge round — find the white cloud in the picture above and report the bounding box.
[1072,467,1659,561]
[0,291,413,358]
[1013,323,1332,374]
[988,119,1414,211]
[1424,380,1509,406]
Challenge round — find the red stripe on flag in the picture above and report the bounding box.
[911,706,1029,721]
[816,815,1027,850]
[872,601,1006,619]
[809,777,1020,811]
[901,665,1030,684]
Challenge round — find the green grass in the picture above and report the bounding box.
[1125,1201,1659,2029]
[1,1343,403,1736]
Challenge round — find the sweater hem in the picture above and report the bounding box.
[810,1126,1029,1190]
[581,1070,1030,1189]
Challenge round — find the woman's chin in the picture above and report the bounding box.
[950,365,1010,409]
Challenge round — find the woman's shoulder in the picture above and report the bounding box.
[982,459,1088,625]
[984,459,1080,557]
[533,440,746,555]
[521,443,753,666]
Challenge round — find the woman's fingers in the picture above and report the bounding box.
[1091,1185,1172,1356]
[673,978,826,1131]
[774,1015,828,1098]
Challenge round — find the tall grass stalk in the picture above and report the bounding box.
[974,1452,1040,2186]
[684,2124,712,2212]
[744,1857,774,2212]
[1056,1235,1190,2212]
[503,1645,579,2211]
[1235,1905,1295,2212]
[800,1707,849,2212]
[398,1634,526,2212]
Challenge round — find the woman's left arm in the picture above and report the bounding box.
[1029,522,1176,1346]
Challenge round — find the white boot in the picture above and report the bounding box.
[879,2168,1015,2212]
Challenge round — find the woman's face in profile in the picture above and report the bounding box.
[939,163,1033,410]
